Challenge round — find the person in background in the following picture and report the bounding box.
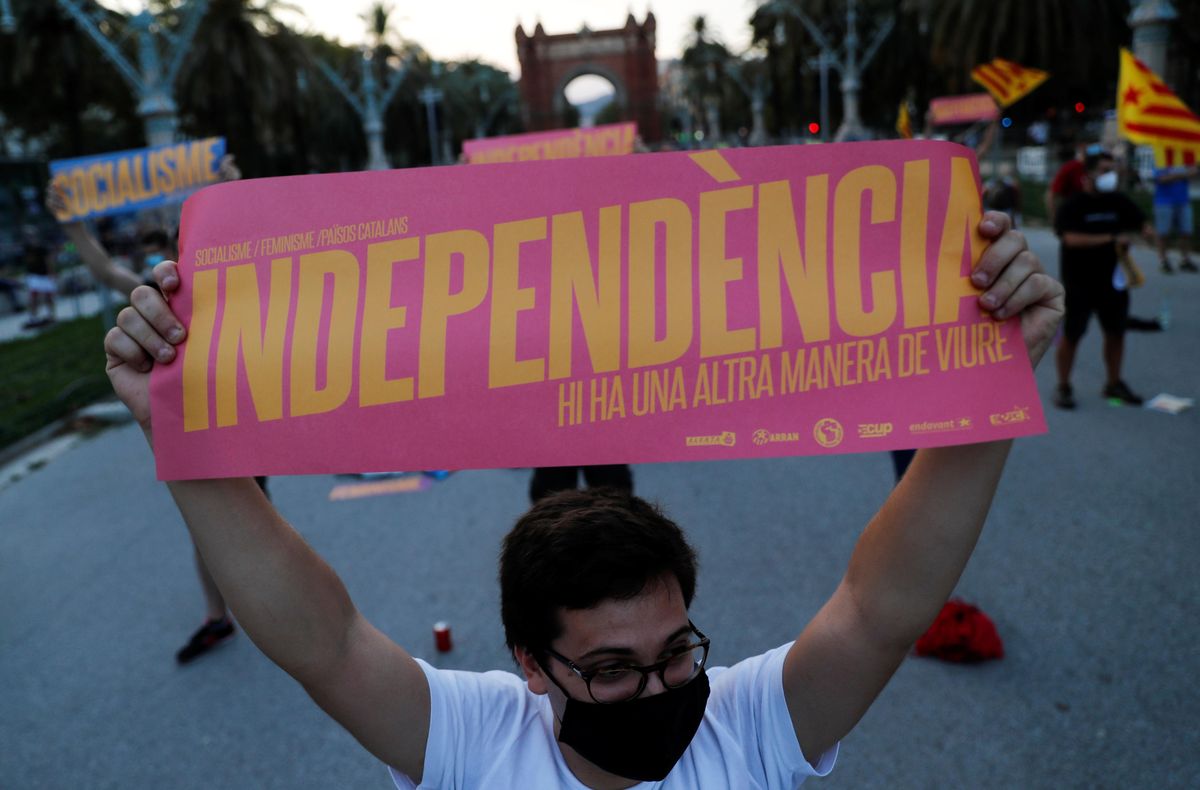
[529,465,634,503]
[1045,142,1102,227]
[46,155,241,297]
[45,158,267,664]
[984,161,1021,227]
[1053,151,1155,409]
[21,241,56,329]
[1153,163,1198,274]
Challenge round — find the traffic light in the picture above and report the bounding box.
[808,122,820,135]
[1074,102,1085,113]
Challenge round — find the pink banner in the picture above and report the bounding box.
[462,122,636,164]
[929,94,1000,126]
[150,141,1047,480]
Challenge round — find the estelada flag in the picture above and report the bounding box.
[970,58,1049,108]
[896,101,913,139]
[1118,48,1200,167]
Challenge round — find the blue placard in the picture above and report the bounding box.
[49,137,226,222]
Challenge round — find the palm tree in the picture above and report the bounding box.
[922,0,1129,105]
[162,0,317,176]
[362,2,399,55]
[0,0,141,156]
[681,15,740,139]
[438,59,518,145]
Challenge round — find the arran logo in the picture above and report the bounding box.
[753,429,800,446]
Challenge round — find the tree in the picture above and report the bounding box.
[749,0,899,137]
[0,0,141,157]
[922,0,1129,114]
[681,15,745,139]
[158,0,320,176]
[437,59,519,144]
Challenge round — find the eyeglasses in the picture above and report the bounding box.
[543,622,711,704]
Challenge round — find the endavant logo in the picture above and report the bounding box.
[989,406,1031,426]
[685,431,737,447]
[857,422,893,439]
[753,429,800,446]
[813,418,844,448]
[909,418,973,434]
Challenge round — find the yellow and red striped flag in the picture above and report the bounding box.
[970,58,1049,108]
[1118,48,1200,167]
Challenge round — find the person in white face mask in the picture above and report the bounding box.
[101,211,1064,790]
[1052,151,1156,409]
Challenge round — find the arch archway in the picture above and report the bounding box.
[516,14,660,141]
[555,64,626,126]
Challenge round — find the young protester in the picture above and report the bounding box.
[47,153,241,298]
[1053,152,1155,409]
[103,210,1062,788]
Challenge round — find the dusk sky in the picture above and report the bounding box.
[104,0,759,96]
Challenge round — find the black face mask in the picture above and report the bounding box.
[550,670,710,782]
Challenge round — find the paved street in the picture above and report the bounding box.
[2,227,1197,789]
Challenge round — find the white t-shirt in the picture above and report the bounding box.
[389,642,837,789]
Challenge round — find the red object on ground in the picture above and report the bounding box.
[434,622,453,653]
[914,599,1004,663]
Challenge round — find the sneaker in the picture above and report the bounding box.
[1161,260,1175,274]
[1053,384,1076,410]
[176,617,236,664]
[1181,259,1199,273]
[1102,380,1144,406]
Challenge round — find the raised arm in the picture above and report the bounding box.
[103,265,430,780]
[46,182,143,297]
[1155,166,1197,184]
[782,213,1064,763]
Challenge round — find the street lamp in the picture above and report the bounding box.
[471,77,516,140]
[50,0,209,147]
[726,56,769,146]
[767,0,894,142]
[316,48,408,171]
[702,62,722,142]
[419,63,445,166]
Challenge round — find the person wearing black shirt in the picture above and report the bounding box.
[1052,152,1152,409]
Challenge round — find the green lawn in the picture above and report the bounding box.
[0,314,115,450]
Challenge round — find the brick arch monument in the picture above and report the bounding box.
[515,13,661,141]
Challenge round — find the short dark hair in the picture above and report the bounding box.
[1084,151,1114,174]
[500,488,699,657]
[140,228,170,249]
